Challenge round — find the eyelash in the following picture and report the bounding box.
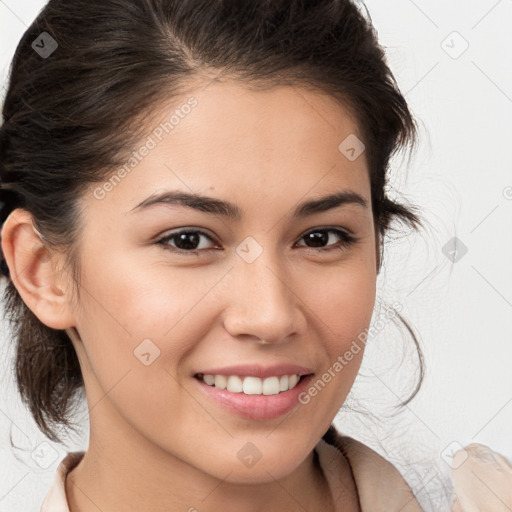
[155,227,359,256]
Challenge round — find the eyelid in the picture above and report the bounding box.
[295,226,358,250]
[299,225,355,239]
[155,225,358,255]
[155,228,219,251]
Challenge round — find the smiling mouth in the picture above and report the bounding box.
[194,372,309,395]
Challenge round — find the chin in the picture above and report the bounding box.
[202,442,311,484]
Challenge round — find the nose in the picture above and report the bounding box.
[222,251,301,345]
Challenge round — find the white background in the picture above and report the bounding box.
[0,1,511,511]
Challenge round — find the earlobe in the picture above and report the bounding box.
[0,208,76,330]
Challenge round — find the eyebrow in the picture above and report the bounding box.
[129,189,368,219]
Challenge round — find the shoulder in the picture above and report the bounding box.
[319,426,423,511]
[450,442,512,511]
[40,451,84,512]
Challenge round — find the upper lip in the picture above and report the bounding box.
[194,364,314,380]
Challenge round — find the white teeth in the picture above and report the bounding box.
[243,376,262,394]
[199,373,302,395]
[214,375,227,390]
[203,374,215,386]
[262,376,280,395]
[288,374,299,388]
[227,375,243,393]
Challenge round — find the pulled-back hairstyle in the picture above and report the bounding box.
[0,0,424,444]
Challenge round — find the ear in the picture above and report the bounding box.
[1,208,76,330]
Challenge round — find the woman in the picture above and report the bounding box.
[1,0,509,510]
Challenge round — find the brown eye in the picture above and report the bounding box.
[296,228,358,251]
[156,229,218,254]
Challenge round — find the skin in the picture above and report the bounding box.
[2,81,379,511]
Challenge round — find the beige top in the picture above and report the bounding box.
[450,442,512,512]
[40,433,422,511]
[39,434,512,511]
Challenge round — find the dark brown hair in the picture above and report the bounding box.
[0,0,424,444]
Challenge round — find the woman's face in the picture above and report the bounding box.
[67,81,377,482]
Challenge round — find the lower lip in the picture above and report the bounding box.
[194,374,314,420]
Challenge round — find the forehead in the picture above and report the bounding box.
[83,81,370,218]
[173,80,363,158]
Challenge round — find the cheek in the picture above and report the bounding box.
[74,253,219,389]
[297,261,375,405]
[72,262,206,444]
[79,246,212,336]
[302,259,376,345]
